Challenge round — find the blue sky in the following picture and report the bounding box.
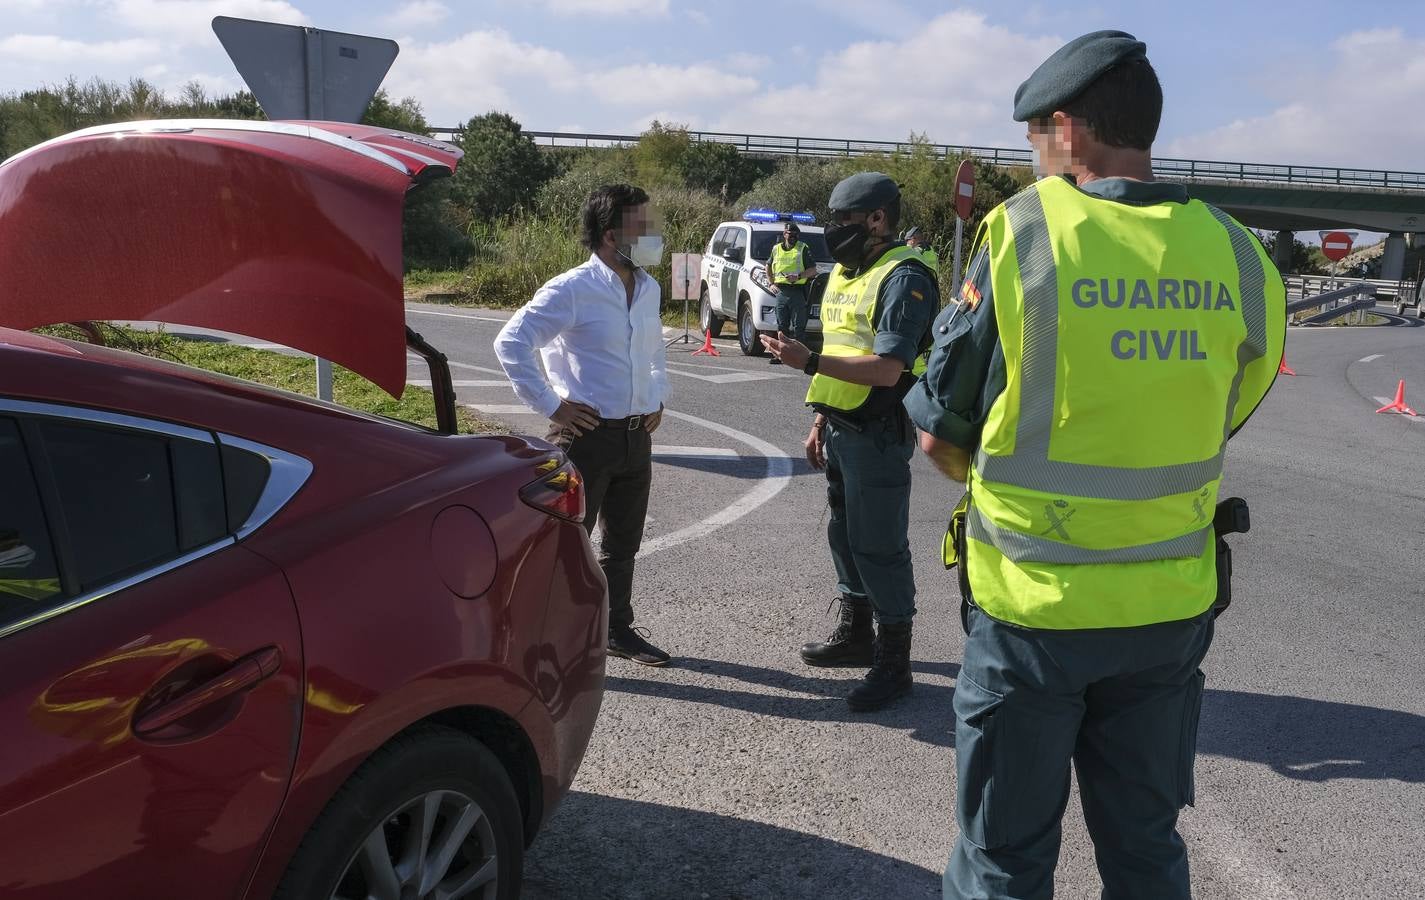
[3,0,1425,171]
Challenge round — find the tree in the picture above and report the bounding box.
[361,90,427,133]
[449,112,550,221]
[676,140,761,202]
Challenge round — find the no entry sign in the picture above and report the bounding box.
[1320,231,1355,262]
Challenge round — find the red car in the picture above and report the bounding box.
[0,120,607,899]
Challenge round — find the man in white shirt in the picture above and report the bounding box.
[494,184,671,666]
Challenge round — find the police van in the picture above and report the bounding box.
[699,209,836,355]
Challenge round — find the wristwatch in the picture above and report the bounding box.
[803,352,820,376]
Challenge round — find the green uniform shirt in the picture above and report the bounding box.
[905,178,1198,450]
[854,242,939,368]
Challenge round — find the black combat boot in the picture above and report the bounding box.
[799,597,874,667]
[846,621,913,712]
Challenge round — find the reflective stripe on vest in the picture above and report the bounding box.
[806,245,924,411]
[771,241,809,284]
[961,177,1278,628]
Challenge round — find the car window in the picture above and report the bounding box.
[752,230,833,264]
[37,420,227,592]
[220,442,272,533]
[0,417,63,626]
[728,229,748,257]
[709,227,731,257]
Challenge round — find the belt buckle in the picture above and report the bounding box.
[627,415,642,431]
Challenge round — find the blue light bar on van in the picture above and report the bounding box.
[743,208,817,224]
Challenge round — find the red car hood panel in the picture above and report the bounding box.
[0,120,462,397]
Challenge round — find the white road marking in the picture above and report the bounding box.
[653,445,740,458]
[666,367,795,384]
[407,308,509,323]
[407,379,509,387]
[463,403,542,415]
[637,410,794,559]
[1359,354,1385,363]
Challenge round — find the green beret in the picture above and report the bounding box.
[829,172,900,212]
[1013,30,1147,122]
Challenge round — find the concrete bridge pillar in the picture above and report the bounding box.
[1273,230,1294,272]
[1381,232,1407,281]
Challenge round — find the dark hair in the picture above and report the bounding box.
[1060,57,1162,150]
[784,222,800,234]
[580,184,650,250]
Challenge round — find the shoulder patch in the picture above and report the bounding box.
[959,280,982,310]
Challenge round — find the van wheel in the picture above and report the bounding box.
[739,300,766,356]
[699,286,724,337]
[274,725,523,900]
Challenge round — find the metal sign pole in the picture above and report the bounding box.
[304,27,335,402]
[951,216,965,293]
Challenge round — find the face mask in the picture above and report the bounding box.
[617,234,664,268]
[825,221,869,268]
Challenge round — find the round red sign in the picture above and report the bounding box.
[1320,231,1354,262]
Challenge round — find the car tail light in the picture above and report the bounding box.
[520,459,585,522]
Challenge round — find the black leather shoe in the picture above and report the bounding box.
[608,626,671,667]
[800,597,874,667]
[846,621,913,712]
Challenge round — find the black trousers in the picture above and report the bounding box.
[549,422,652,630]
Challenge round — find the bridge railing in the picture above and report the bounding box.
[428,127,1425,192]
[1286,283,1380,325]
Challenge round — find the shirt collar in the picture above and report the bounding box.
[588,252,649,289]
[1074,176,1189,205]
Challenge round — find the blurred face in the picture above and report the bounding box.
[783,227,797,245]
[829,207,890,240]
[605,203,664,267]
[1026,113,1080,179]
[906,235,924,249]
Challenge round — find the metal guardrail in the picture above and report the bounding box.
[1286,283,1379,325]
[429,127,1425,192]
[1283,275,1413,300]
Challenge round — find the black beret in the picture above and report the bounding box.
[1013,30,1148,122]
[828,172,900,212]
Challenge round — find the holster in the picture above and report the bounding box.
[1212,497,1251,619]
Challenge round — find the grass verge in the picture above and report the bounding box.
[41,325,505,435]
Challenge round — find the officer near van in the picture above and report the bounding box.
[903,31,1286,898]
[761,173,938,712]
[767,220,818,359]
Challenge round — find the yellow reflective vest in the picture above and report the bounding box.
[954,176,1285,629]
[770,241,811,285]
[807,244,929,412]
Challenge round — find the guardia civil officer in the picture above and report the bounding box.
[904,32,1286,898]
[902,226,939,271]
[767,220,818,357]
[762,173,938,711]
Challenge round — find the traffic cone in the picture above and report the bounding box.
[692,328,720,357]
[1278,355,1296,376]
[1376,380,1418,416]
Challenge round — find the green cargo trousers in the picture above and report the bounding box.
[945,605,1214,900]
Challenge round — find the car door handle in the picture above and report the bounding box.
[132,646,283,737]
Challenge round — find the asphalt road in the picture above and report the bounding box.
[403,302,1425,900]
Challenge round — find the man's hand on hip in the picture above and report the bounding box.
[551,400,600,435]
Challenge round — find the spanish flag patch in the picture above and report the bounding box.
[910,290,925,302]
[959,280,982,310]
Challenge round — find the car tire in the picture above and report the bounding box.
[739,299,766,357]
[699,285,724,338]
[274,725,523,900]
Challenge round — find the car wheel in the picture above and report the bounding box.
[274,725,523,900]
[739,299,766,357]
[699,285,724,337]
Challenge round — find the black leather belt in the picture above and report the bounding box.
[599,415,646,430]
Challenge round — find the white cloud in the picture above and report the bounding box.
[383,29,577,125]
[0,33,161,64]
[1164,28,1425,169]
[540,0,668,14]
[108,0,309,44]
[714,10,1059,145]
[384,0,450,28]
[593,63,758,109]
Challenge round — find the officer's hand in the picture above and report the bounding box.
[551,400,600,435]
[762,331,810,370]
[644,405,663,434]
[805,420,826,471]
[919,429,970,482]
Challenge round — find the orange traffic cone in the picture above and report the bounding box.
[1278,355,1296,376]
[692,328,720,357]
[1376,380,1418,416]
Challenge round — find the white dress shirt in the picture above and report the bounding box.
[494,254,669,419]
